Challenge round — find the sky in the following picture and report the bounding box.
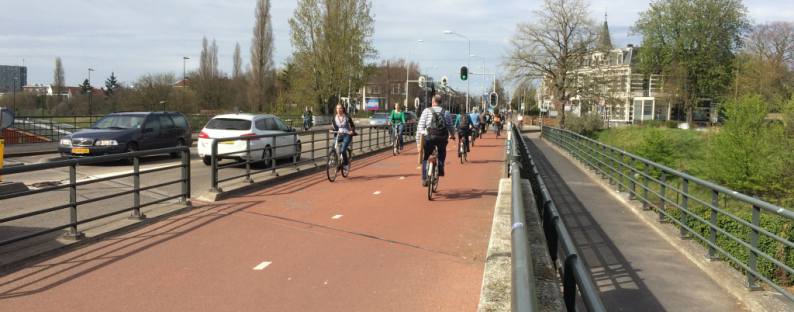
[2,0,792,98]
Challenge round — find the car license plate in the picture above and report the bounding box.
[219,141,234,144]
[72,148,89,154]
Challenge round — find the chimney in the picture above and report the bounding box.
[627,44,634,48]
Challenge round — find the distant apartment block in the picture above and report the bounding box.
[0,65,27,90]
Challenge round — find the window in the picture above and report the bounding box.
[158,115,175,129]
[205,118,252,130]
[255,119,267,131]
[367,86,380,94]
[634,100,643,122]
[274,118,289,131]
[93,114,146,129]
[644,100,654,121]
[264,118,278,131]
[171,114,189,128]
[144,116,161,131]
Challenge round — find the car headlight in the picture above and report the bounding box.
[95,140,119,146]
[370,121,375,125]
[60,139,71,146]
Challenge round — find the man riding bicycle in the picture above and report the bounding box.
[388,102,406,150]
[455,110,473,154]
[303,107,313,130]
[469,107,482,141]
[416,94,455,187]
[492,108,504,135]
[479,109,489,135]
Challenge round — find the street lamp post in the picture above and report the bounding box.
[160,101,166,111]
[426,66,438,80]
[13,78,18,114]
[444,31,470,112]
[88,68,94,115]
[406,40,423,111]
[183,57,189,109]
[471,55,486,110]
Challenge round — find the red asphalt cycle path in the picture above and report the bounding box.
[0,132,507,312]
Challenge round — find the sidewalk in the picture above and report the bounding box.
[523,132,745,312]
[0,136,508,311]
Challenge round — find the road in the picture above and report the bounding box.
[0,126,411,255]
[0,129,507,311]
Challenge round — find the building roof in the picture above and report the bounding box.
[173,79,190,87]
[598,18,612,51]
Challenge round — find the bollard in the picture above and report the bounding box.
[0,138,4,182]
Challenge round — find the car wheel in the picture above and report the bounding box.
[170,139,185,158]
[262,146,273,168]
[122,143,139,165]
[203,156,212,166]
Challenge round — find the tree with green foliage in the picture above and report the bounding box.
[706,94,794,200]
[288,0,378,114]
[630,0,752,123]
[78,79,92,94]
[636,127,679,177]
[105,72,120,96]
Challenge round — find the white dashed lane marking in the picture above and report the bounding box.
[332,215,343,219]
[373,191,381,194]
[253,262,272,270]
[399,177,405,179]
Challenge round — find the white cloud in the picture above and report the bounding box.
[0,0,790,96]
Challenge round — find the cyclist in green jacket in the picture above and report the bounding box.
[388,103,406,150]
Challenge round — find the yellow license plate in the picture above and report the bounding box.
[219,141,234,144]
[72,148,90,154]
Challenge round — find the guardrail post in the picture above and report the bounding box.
[368,127,372,151]
[129,156,146,220]
[182,148,191,203]
[678,179,689,238]
[629,158,636,199]
[311,131,316,166]
[618,153,624,192]
[209,139,222,193]
[744,197,763,290]
[600,145,607,179]
[270,144,279,177]
[642,165,650,210]
[292,133,298,170]
[63,163,84,240]
[588,140,595,170]
[705,187,720,260]
[244,140,253,183]
[658,171,667,222]
[609,148,615,185]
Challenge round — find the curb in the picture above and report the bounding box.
[538,135,794,312]
[0,202,194,275]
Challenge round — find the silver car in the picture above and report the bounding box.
[368,111,418,126]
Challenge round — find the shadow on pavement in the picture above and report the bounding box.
[0,201,255,299]
[433,188,499,201]
[523,137,667,312]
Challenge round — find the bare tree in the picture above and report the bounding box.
[745,21,794,67]
[125,73,177,112]
[738,22,794,105]
[250,0,275,112]
[52,57,65,110]
[193,37,226,110]
[501,0,597,129]
[233,42,243,80]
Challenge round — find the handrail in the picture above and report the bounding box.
[541,125,794,302]
[511,124,606,312]
[207,123,417,192]
[0,146,191,247]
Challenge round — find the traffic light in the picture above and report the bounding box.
[418,76,426,89]
[490,92,498,107]
[460,66,468,81]
[441,76,448,87]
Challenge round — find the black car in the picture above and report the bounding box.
[59,112,193,162]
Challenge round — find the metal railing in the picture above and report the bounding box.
[207,123,417,192]
[4,115,105,143]
[542,125,794,302]
[0,147,191,247]
[511,124,606,312]
[505,125,539,312]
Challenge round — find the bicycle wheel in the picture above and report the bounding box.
[427,162,434,200]
[432,165,439,193]
[341,148,352,178]
[460,144,464,164]
[327,150,338,182]
[393,138,398,156]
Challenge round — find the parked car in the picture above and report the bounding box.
[58,111,193,163]
[368,111,418,126]
[197,114,302,166]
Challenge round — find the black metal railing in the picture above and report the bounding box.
[0,147,191,247]
[511,124,606,312]
[3,115,105,143]
[207,123,417,193]
[541,125,794,302]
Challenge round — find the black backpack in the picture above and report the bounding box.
[425,108,449,142]
[457,114,470,129]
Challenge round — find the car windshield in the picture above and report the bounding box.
[205,118,252,130]
[372,113,389,119]
[92,115,147,129]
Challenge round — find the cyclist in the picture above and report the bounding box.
[517,111,524,129]
[303,107,313,130]
[469,107,482,141]
[493,108,504,135]
[479,109,489,135]
[329,104,356,172]
[388,102,406,150]
[454,110,473,154]
[416,94,455,187]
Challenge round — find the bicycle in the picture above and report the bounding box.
[426,145,440,200]
[303,118,313,131]
[495,123,502,138]
[327,131,353,182]
[458,135,467,164]
[392,124,403,156]
[471,126,478,146]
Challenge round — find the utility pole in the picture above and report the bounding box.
[88,68,94,115]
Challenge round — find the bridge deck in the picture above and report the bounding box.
[524,131,745,311]
[0,135,506,311]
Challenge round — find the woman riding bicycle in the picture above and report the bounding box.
[388,102,406,150]
[329,104,356,171]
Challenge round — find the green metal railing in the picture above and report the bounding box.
[509,124,606,312]
[541,125,794,301]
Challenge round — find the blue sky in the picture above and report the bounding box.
[1,0,792,96]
